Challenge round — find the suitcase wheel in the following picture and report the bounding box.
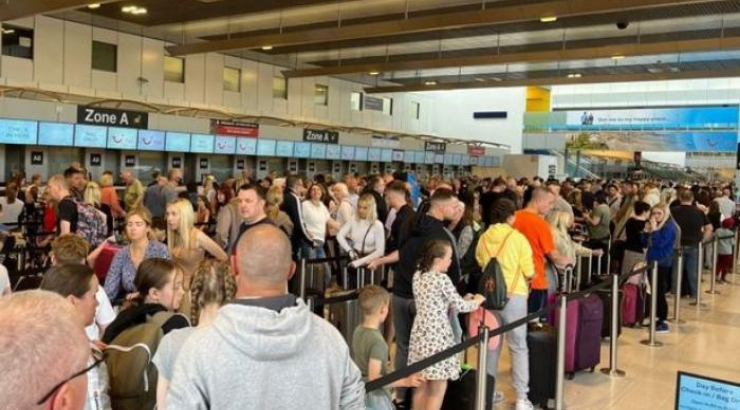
[590,367,596,373]
[566,373,575,381]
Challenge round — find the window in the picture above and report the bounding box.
[164,56,185,83]
[412,102,421,119]
[273,76,287,99]
[351,92,363,111]
[2,25,33,59]
[92,41,117,72]
[315,84,328,106]
[223,67,241,92]
[382,97,393,116]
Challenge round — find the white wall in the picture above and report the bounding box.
[420,88,527,153]
[0,15,438,139]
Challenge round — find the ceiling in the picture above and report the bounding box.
[7,0,740,93]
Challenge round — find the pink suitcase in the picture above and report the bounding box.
[622,283,645,327]
[552,294,603,377]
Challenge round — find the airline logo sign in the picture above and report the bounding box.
[77,107,148,129]
[468,146,485,156]
[303,129,339,144]
[211,120,259,137]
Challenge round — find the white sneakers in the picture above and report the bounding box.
[515,398,535,410]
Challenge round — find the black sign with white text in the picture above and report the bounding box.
[171,157,182,169]
[199,158,209,170]
[31,151,43,165]
[237,159,245,170]
[303,129,339,144]
[77,107,148,129]
[425,141,446,153]
[125,155,136,167]
[90,153,102,167]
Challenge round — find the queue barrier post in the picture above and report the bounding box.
[671,250,686,325]
[600,272,626,377]
[475,326,489,410]
[706,235,720,295]
[641,262,664,348]
[690,243,707,308]
[733,230,740,278]
[555,294,567,410]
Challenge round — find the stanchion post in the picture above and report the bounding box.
[707,235,720,295]
[641,262,664,347]
[564,266,573,294]
[733,229,739,277]
[691,244,706,308]
[475,326,489,410]
[671,250,685,324]
[576,257,582,291]
[299,259,307,300]
[601,272,626,377]
[555,295,567,410]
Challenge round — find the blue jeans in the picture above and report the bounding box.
[487,295,529,400]
[682,246,699,298]
[392,295,415,401]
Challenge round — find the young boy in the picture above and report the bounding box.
[353,285,422,408]
[715,218,736,283]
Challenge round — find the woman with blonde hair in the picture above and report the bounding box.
[330,182,354,228]
[266,186,293,237]
[547,210,603,293]
[166,198,228,317]
[337,194,385,287]
[85,181,114,236]
[100,173,126,219]
[153,259,236,409]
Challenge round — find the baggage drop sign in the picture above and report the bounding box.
[675,371,740,410]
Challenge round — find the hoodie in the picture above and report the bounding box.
[395,213,462,299]
[166,297,365,410]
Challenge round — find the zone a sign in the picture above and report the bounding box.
[77,107,148,129]
[303,128,339,144]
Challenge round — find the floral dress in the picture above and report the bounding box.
[408,270,480,380]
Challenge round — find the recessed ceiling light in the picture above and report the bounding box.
[122,6,147,15]
[2,29,15,34]
[612,55,625,60]
[567,73,582,78]
[369,71,380,76]
[87,3,101,9]
[261,45,273,51]
[540,16,558,23]
[424,81,438,86]
[122,6,134,12]
[491,76,502,82]
[132,7,147,15]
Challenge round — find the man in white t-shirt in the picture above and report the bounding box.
[715,187,736,221]
[0,183,25,225]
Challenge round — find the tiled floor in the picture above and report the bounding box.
[489,272,740,409]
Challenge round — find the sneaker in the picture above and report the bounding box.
[516,398,535,410]
[493,391,506,404]
[656,322,670,334]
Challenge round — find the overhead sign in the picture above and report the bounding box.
[77,106,148,129]
[372,135,400,148]
[365,96,384,112]
[211,120,259,137]
[675,371,740,410]
[468,146,485,156]
[425,141,446,153]
[303,129,339,144]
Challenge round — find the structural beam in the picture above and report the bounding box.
[0,0,118,21]
[284,36,740,78]
[364,68,740,93]
[166,0,717,56]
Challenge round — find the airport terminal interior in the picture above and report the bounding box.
[1,1,740,410]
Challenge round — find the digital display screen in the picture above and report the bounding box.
[354,147,369,161]
[311,143,326,159]
[326,144,341,160]
[0,119,38,145]
[341,146,355,160]
[461,155,470,166]
[381,149,393,163]
[392,150,404,162]
[294,142,311,158]
[138,130,166,151]
[469,156,479,166]
[38,122,74,147]
[190,134,215,153]
[435,154,444,164]
[257,139,276,156]
[107,127,138,150]
[236,137,257,155]
[75,125,107,148]
[424,151,435,164]
[367,148,381,162]
[444,154,454,165]
[215,136,237,154]
[166,132,191,152]
[404,150,416,163]
[276,141,294,157]
[415,151,426,164]
[452,154,463,166]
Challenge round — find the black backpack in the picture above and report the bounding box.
[478,231,514,311]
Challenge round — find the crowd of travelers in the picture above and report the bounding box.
[0,164,734,410]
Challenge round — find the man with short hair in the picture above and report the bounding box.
[715,186,735,221]
[606,184,622,220]
[282,175,313,260]
[363,175,389,225]
[167,225,365,409]
[672,190,713,298]
[143,176,168,227]
[65,166,87,201]
[48,175,79,236]
[162,169,182,205]
[546,180,574,220]
[0,290,90,410]
[367,181,414,272]
[121,171,144,211]
[232,184,275,252]
[513,187,572,313]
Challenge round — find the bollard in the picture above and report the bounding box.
[587,253,593,285]
[342,267,349,291]
[564,266,573,294]
[600,272,626,377]
[690,244,707,308]
[641,262,664,348]
[706,236,720,295]
[606,249,612,277]
[299,259,307,300]
[597,253,602,277]
[555,295,567,410]
[733,229,739,277]
[576,257,583,291]
[475,326,489,410]
[671,250,686,325]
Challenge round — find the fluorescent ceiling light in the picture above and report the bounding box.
[540,16,558,23]
[261,45,273,51]
[424,81,438,86]
[87,3,101,9]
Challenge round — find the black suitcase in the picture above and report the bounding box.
[527,323,557,409]
[595,289,622,339]
[441,369,494,410]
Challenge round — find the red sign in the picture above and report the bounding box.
[211,120,259,138]
[468,146,485,156]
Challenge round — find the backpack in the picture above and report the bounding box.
[460,229,483,294]
[478,231,516,311]
[69,196,108,248]
[105,311,182,410]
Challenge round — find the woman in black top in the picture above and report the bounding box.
[621,201,652,275]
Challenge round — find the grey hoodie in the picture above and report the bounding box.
[166,298,365,410]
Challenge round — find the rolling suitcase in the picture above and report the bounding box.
[441,369,494,410]
[552,294,603,378]
[328,268,362,344]
[622,283,645,327]
[527,323,557,409]
[93,242,122,283]
[595,289,622,339]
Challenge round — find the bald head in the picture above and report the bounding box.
[233,224,294,295]
[0,290,89,410]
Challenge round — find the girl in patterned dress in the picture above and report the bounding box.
[408,239,485,410]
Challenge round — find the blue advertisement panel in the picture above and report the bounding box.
[341,146,355,161]
[276,141,294,157]
[107,127,138,150]
[311,143,326,159]
[368,148,381,162]
[565,107,738,130]
[355,147,369,162]
[414,151,426,164]
[404,150,416,163]
[0,119,37,145]
[39,122,74,147]
[258,139,276,156]
[236,137,257,155]
[190,134,215,153]
[294,142,311,158]
[215,136,237,154]
[566,131,738,153]
[138,130,166,151]
[75,125,107,148]
[326,144,341,160]
[166,132,190,152]
[381,149,393,163]
[424,151,435,164]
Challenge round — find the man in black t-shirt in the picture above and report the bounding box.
[47,174,78,235]
[480,177,518,227]
[671,190,713,298]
